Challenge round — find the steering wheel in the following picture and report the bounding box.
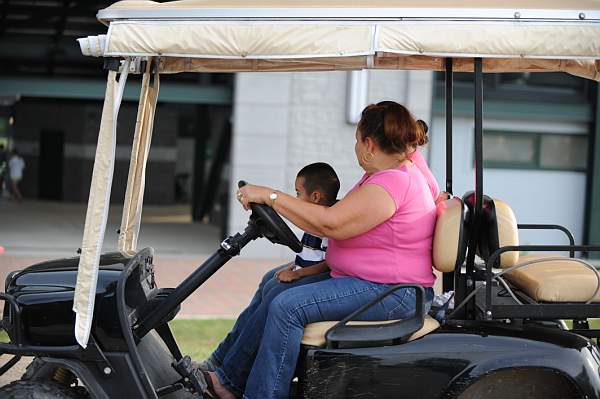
[238,181,303,253]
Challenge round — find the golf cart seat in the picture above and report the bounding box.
[479,197,600,303]
[301,197,468,347]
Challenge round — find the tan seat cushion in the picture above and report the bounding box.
[433,198,466,273]
[301,315,440,347]
[504,254,600,302]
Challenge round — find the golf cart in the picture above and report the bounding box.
[1,0,600,397]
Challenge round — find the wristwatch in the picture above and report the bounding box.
[269,191,278,207]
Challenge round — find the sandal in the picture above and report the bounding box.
[191,358,218,372]
[200,370,219,399]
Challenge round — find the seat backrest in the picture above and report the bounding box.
[432,197,469,273]
[478,196,520,268]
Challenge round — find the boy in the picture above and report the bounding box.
[270,162,338,284]
[196,162,339,376]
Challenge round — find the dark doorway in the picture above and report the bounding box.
[38,130,64,200]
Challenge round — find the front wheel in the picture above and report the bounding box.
[0,380,87,398]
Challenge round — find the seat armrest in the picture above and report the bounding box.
[325,284,425,349]
[517,224,575,257]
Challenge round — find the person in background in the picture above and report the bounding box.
[0,144,7,197]
[413,119,450,204]
[8,148,25,203]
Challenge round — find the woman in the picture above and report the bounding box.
[206,101,438,399]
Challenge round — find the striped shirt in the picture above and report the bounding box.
[294,233,327,269]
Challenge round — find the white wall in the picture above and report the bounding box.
[228,70,434,259]
[429,115,588,249]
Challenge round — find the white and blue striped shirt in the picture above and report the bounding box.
[294,233,327,269]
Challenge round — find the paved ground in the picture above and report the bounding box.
[0,200,221,258]
[0,199,288,387]
[0,200,290,317]
[0,255,285,318]
[0,200,289,317]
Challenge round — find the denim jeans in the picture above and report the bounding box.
[211,264,286,366]
[243,277,434,399]
[216,270,331,396]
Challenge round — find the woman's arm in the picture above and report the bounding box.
[238,183,396,240]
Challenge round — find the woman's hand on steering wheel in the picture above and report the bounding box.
[237,183,272,210]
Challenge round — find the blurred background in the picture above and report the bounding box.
[0,1,599,313]
[0,0,599,386]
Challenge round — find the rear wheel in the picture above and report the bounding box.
[457,368,580,399]
[0,380,87,398]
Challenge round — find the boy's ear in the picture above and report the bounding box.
[311,191,322,204]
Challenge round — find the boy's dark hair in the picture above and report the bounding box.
[297,162,340,206]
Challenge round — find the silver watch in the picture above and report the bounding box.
[269,191,278,206]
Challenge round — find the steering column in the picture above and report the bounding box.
[134,181,302,340]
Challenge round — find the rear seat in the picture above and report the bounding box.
[478,196,600,303]
[300,197,468,347]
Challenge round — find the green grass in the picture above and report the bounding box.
[0,319,236,361]
[169,319,235,360]
[564,319,600,329]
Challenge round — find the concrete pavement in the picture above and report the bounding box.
[0,200,291,388]
[0,200,290,317]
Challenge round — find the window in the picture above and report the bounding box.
[435,72,593,105]
[484,132,537,168]
[539,134,588,170]
[483,130,588,171]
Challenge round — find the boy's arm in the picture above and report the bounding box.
[277,261,329,283]
[296,261,329,277]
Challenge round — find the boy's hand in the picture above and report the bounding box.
[277,267,302,283]
[274,263,293,279]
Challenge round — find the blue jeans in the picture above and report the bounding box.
[243,277,434,399]
[211,264,286,366]
[216,270,331,396]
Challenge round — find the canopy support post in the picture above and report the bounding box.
[445,58,453,196]
[443,57,455,293]
[462,57,484,319]
[118,58,160,255]
[474,57,483,220]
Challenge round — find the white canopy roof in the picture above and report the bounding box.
[96,0,600,21]
[77,0,600,80]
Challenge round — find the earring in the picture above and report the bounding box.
[362,152,374,164]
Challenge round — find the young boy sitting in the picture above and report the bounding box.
[195,162,339,377]
[264,162,339,289]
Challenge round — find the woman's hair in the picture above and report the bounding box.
[357,101,427,154]
[416,119,429,146]
[297,162,340,206]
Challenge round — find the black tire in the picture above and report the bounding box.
[456,368,580,399]
[0,380,85,399]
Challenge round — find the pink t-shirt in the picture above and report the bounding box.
[409,150,440,201]
[326,163,437,287]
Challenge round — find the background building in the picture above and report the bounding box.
[1,1,599,260]
[227,70,600,258]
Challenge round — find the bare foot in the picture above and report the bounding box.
[208,372,237,399]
